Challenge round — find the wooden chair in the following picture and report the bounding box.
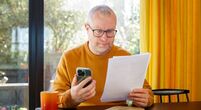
[152,89,190,103]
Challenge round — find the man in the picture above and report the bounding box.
[52,5,153,108]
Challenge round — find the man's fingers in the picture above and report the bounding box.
[132,97,148,103]
[79,80,96,95]
[71,74,77,86]
[127,88,154,107]
[78,77,92,89]
[82,87,96,100]
[129,92,147,99]
[76,80,96,101]
[82,90,96,100]
[133,101,147,107]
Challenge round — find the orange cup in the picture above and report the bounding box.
[40,91,58,110]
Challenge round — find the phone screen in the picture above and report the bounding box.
[76,67,92,87]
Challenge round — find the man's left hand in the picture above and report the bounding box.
[128,88,153,107]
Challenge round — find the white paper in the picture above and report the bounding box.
[100,53,150,102]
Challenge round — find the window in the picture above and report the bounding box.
[44,0,140,90]
[0,0,29,109]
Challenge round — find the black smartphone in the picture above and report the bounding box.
[76,67,92,87]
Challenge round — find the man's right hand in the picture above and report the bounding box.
[70,75,96,104]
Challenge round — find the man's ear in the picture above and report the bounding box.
[84,24,89,30]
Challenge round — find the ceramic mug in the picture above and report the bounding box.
[40,91,58,110]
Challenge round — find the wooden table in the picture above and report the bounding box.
[147,101,201,110]
[59,101,201,110]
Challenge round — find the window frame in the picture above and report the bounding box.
[29,0,44,109]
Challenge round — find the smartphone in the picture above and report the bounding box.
[76,67,92,87]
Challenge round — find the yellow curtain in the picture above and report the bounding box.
[140,0,201,102]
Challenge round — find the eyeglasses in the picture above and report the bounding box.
[88,25,117,38]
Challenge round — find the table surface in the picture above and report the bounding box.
[59,101,201,110]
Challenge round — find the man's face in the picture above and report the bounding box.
[85,12,116,55]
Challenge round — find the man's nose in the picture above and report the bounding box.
[100,32,108,41]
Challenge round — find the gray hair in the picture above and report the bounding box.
[87,5,116,24]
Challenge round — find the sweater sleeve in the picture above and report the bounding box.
[58,90,79,108]
[143,79,152,89]
[52,53,79,108]
[143,79,154,106]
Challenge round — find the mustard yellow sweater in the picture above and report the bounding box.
[53,42,152,108]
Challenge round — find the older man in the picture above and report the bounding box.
[52,5,153,108]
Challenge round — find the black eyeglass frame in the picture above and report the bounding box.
[87,24,117,38]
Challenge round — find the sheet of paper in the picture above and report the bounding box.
[100,53,150,102]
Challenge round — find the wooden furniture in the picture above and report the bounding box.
[68,101,201,110]
[152,89,190,103]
